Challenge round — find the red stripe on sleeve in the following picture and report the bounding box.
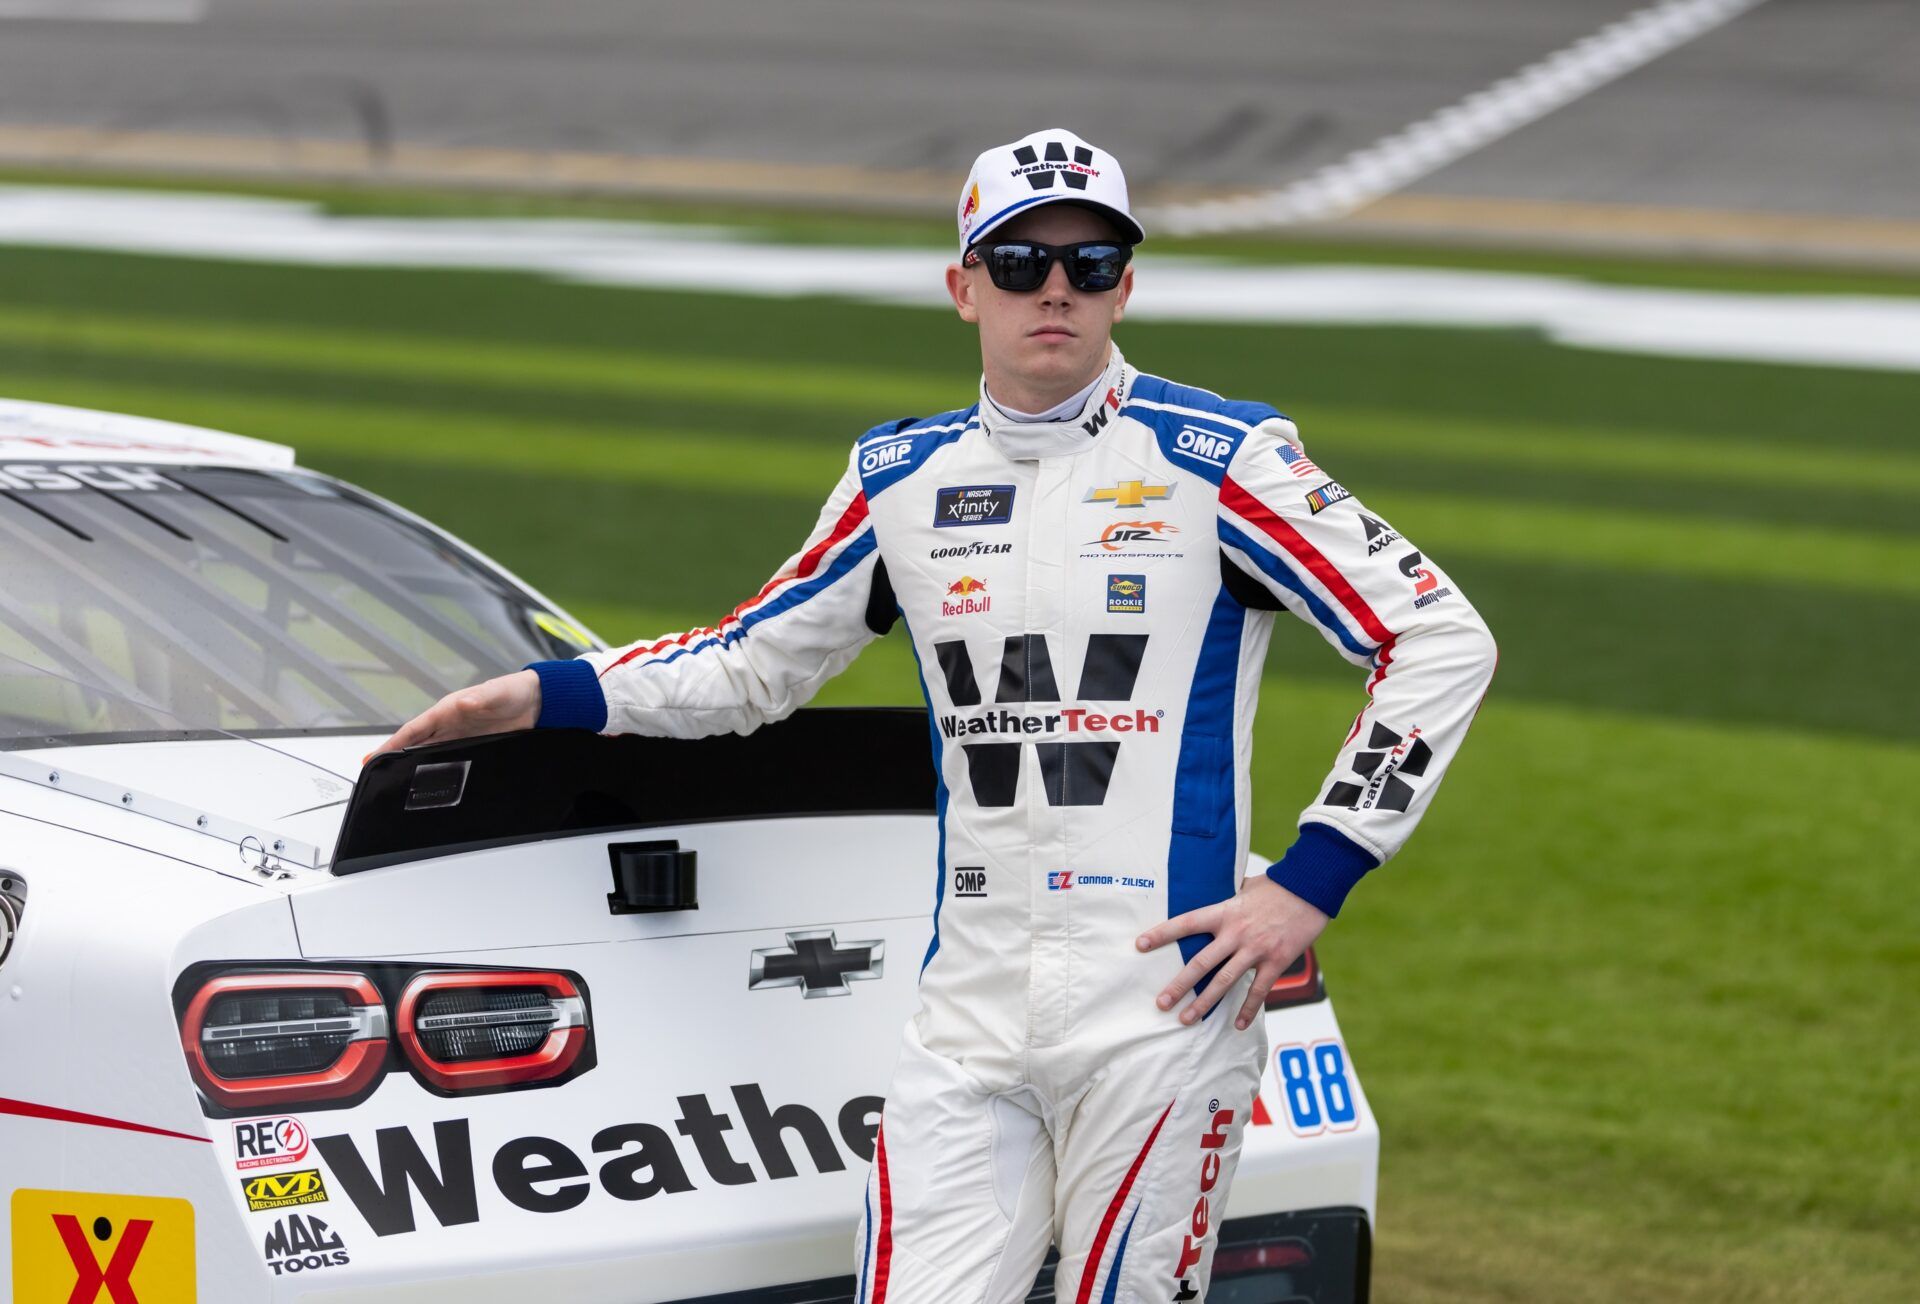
[1221,476,1396,647]
[601,491,871,676]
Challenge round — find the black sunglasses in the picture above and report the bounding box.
[963,239,1133,293]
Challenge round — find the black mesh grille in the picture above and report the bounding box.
[416,988,554,1062]
[202,990,355,1079]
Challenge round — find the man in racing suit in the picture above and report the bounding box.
[375,127,1497,1302]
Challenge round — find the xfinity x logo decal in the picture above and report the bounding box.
[934,633,1153,807]
[748,930,884,998]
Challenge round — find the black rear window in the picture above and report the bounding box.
[0,462,595,745]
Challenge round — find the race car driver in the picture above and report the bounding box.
[372,127,1497,1303]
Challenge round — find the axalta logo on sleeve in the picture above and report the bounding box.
[937,707,1162,738]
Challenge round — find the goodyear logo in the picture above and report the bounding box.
[1106,574,1146,614]
[240,1168,328,1213]
[12,1188,196,1303]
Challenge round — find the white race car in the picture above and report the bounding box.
[0,398,1377,1302]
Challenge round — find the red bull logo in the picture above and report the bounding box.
[960,182,981,238]
[941,575,991,617]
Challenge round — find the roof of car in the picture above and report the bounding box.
[0,397,296,469]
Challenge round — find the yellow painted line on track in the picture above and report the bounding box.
[0,372,1905,600]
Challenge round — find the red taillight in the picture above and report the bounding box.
[1214,1237,1314,1274]
[180,972,388,1109]
[1263,946,1326,1010]
[396,971,586,1091]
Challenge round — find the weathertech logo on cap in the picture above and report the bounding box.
[957,127,1145,252]
[1011,141,1100,190]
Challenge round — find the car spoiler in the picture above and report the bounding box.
[333,707,937,876]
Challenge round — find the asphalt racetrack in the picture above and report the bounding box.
[0,217,1912,1299]
[0,0,1915,222]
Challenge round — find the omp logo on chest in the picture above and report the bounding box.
[932,633,1158,807]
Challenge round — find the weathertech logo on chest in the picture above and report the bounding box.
[1010,141,1099,190]
[933,633,1156,806]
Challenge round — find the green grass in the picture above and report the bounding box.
[0,233,1913,1301]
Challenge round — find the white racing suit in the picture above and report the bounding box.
[530,346,1497,1302]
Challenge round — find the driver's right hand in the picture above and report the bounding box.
[364,668,543,763]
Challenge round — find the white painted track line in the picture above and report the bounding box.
[0,0,205,22]
[1153,0,1773,236]
[2,184,1918,374]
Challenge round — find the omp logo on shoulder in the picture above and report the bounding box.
[860,438,914,474]
[11,1188,195,1303]
[0,463,179,493]
[1171,425,1233,467]
[240,1168,328,1212]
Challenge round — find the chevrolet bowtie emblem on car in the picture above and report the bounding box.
[749,930,885,998]
[1085,480,1173,509]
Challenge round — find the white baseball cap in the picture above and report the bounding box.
[956,127,1146,254]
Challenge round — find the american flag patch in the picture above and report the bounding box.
[1277,442,1321,479]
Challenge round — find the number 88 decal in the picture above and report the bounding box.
[1274,1039,1360,1136]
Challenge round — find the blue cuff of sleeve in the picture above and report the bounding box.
[1265,822,1382,918]
[526,659,608,732]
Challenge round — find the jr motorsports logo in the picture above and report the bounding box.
[1324,722,1431,812]
[1010,140,1100,191]
[933,633,1156,807]
[10,1189,195,1302]
[1083,519,1180,557]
